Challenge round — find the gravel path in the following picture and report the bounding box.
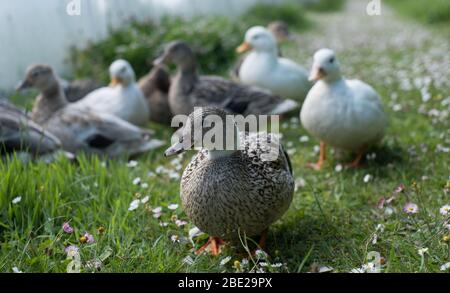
[291,0,450,94]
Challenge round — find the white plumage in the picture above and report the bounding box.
[75,59,149,126]
[300,49,387,168]
[238,26,311,101]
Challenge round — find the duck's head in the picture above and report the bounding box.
[267,21,292,43]
[17,64,57,92]
[153,41,196,69]
[109,59,136,87]
[309,48,341,82]
[164,107,239,157]
[237,26,277,54]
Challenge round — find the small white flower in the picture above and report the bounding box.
[313,145,320,153]
[12,266,22,273]
[170,235,180,243]
[126,160,138,168]
[12,196,22,204]
[147,171,155,177]
[183,256,194,266]
[188,227,204,244]
[128,199,140,211]
[335,164,343,172]
[155,166,166,174]
[141,183,149,189]
[168,171,180,180]
[168,204,179,210]
[259,262,268,267]
[350,268,365,273]
[152,207,162,214]
[439,205,450,216]
[318,266,333,273]
[418,247,428,256]
[132,177,141,185]
[85,260,102,270]
[384,207,395,216]
[375,224,385,232]
[140,196,150,204]
[440,262,450,271]
[220,256,232,266]
[254,249,268,259]
[271,263,283,268]
[295,178,306,190]
[372,234,378,245]
[175,220,188,227]
[299,135,309,142]
[159,222,169,227]
[363,174,372,183]
[153,213,162,219]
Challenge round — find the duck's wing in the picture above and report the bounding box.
[0,101,61,155]
[46,106,164,157]
[62,79,102,102]
[197,76,299,115]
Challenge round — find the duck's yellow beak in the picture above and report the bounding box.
[236,42,252,54]
[308,67,325,82]
[109,77,121,87]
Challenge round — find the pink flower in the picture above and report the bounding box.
[83,232,95,243]
[65,245,79,257]
[403,202,419,215]
[62,222,74,234]
[395,184,406,193]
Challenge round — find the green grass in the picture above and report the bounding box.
[1,1,450,273]
[385,0,450,25]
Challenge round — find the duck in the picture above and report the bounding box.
[138,65,172,125]
[300,49,387,170]
[153,41,299,117]
[0,99,62,158]
[60,78,101,102]
[17,64,164,157]
[231,21,292,81]
[237,26,311,101]
[164,107,294,255]
[75,59,149,126]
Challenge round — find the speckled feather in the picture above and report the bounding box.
[180,132,294,242]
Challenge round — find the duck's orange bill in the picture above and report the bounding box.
[109,77,120,87]
[236,42,252,54]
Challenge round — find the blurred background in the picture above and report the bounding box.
[0,0,448,92]
[0,0,343,91]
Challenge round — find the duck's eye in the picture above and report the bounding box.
[253,35,260,40]
[329,57,335,63]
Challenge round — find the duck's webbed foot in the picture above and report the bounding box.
[195,236,225,256]
[307,142,326,170]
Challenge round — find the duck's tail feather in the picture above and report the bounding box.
[270,99,299,115]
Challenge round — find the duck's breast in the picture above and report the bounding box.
[301,80,386,150]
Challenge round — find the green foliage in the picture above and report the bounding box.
[69,16,244,83]
[68,2,311,83]
[242,2,309,29]
[385,0,450,25]
[301,0,346,12]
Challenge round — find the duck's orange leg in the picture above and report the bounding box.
[195,237,225,256]
[345,148,366,169]
[307,142,326,170]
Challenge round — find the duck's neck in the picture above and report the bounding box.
[206,125,241,160]
[32,78,68,124]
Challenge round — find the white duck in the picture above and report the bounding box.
[75,59,149,126]
[300,49,387,170]
[237,26,311,101]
